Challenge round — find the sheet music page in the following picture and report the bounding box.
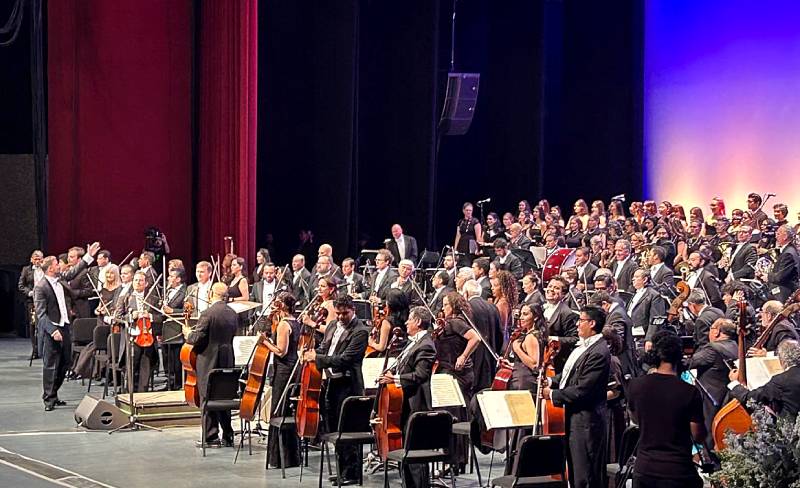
[477,390,536,430]
[233,336,259,366]
[431,374,465,408]
[745,356,784,389]
[530,247,546,266]
[362,357,396,389]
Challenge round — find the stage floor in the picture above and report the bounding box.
[0,337,491,487]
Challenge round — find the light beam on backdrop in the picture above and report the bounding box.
[645,0,800,217]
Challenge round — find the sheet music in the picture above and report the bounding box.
[431,373,465,408]
[477,390,536,430]
[362,357,396,389]
[530,247,547,266]
[745,356,784,389]
[233,336,259,367]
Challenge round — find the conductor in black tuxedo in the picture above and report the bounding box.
[379,306,436,488]
[542,305,611,488]
[185,282,239,447]
[385,224,419,264]
[302,295,369,485]
[34,242,100,411]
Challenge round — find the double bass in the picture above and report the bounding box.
[179,302,201,407]
[239,304,281,422]
[537,339,565,435]
[294,303,327,439]
[371,328,404,460]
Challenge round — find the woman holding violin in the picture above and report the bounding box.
[505,304,541,392]
[263,292,301,469]
[301,276,338,335]
[367,289,409,357]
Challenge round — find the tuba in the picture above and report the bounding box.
[718,242,734,272]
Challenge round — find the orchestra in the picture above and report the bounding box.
[20,190,800,487]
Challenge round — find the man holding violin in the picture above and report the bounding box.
[125,270,160,392]
[301,295,368,485]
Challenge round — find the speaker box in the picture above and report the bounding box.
[439,72,480,136]
[74,394,128,430]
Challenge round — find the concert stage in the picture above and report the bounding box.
[1,338,501,487]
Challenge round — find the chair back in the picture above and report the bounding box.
[93,324,110,352]
[616,424,640,470]
[337,396,374,434]
[107,333,122,364]
[207,368,242,402]
[71,318,96,344]
[405,410,453,452]
[513,435,566,479]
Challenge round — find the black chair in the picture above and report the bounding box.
[385,410,454,488]
[265,382,300,479]
[491,435,567,488]
[104,332,123,398]
[319,396,374,487]
[87,324,110,393]
[70,318,96,382]
[607,424,639,486]
[201,368,241,457]
[452,421,482,485]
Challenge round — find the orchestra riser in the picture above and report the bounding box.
[115,390,202,427]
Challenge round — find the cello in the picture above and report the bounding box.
[239,304,280,422]
[294,303,328,439]
[537,339,565,435]
[371,328,405,460]
[179,302,201,407]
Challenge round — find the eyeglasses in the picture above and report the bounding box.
[578,317,594,323]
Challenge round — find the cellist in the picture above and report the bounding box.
[263,291,301,469]
[378,306,436,488]
[301,295,368,486]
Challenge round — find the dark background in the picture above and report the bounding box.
[1,0,643,334]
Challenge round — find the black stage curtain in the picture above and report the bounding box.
[257,0,642,262]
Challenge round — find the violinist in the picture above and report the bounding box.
[490,270,518,341]
[302,276,338,335]
[263,292,301,469]
[290,254,312,306]
[505,304,541,392]
[185,282,239,448]
[159,268,187,390]
[378,306,436,488]
[185,262,213,315]
[250,262,279,313]
[95,264,121,325]
[341,258,366,297]
[301,295,369,486]
[391,259,422,306]
[367,289,409,356]
[124,271,160,392]
[365,249,398,302]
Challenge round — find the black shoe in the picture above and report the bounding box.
[328,477,358,486]
[195,439,222,448]
[44,403,55,412]
[55,399,67,406]
[222,438,234,447]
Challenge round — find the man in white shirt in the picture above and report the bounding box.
[386,224,419,264]
[186,261,213,315]
[366,249,397,302]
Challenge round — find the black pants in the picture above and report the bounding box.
[324,378,361,481]
[632,473,702,488]
[204,408,233,442]
[566,410,607,488]
[42,325,71,406]
[267,366,300,468]
[161,344,183,390]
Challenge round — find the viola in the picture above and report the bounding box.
[134,313,154,348]
[371,328,405,460]
[295,318,323,439]
[179,302,200,407]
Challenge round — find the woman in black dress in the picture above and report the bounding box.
[264,292,302,468]
[454,202,482,267]
[227,257,249,301]
[252,248,271,283]
[506,304,541,393]
[367,288,409,357]
[483,212,504,243]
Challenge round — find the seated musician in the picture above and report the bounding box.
[747,300,799,357]
[367,289,409,356]
[263,292,301,469]
[628,330,706,488]
[507,223,532,251]
[428,270,452,316]
[727,339,800,418]
[647,245,675,289]
[378,306,436,488]
[301,295,369,486]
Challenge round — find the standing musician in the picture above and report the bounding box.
[727,339,800,419]
[250,262,279,313]
[462,280,503,395]
[18,249,44,359]
[427,271,452,316]
[385,224,419,264]
[368,289,409,356]
[308,254,337,297]
[34,242,100,411]
[137,251,159,292]
[184,282,239,448]
[505,303,541,392]
[472,257,492,300]
[301,295,369,486]
[454,202,483,266]
[341,257,367,297]
[747,193,769,227]
[490,270,518,342]
[542,305,611,488]
[626,268,667,351]
[227,257,250,302]
[263,292,301,469]
[591,291,638,379]
[65,246,95,319]
[747,300,799,357]
[125,271,160,392]
[302,276,339,335]
[575,247,598,292]
[492,238,524,279]
[764,225,799,302]
[611,239,637,293]
[507,223,532,251]
[647,245,675,289]
[391,259,423,306]
[685,289,725,350]
[434,292,481,470]
[686,251,725,310]
[543,276,579,372]
[252,248,271,283]
[185,261,213,315]
[521,274,544,307]
[378,306,436,488]
[725,225,757,281]
[291,254,312,306]
[159,268,187,390]
[365,249,398,302]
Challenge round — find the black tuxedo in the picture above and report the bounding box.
[187,301,238,442]
[476,276,492,300]
[694,268,724,310]
[428,286,452,316]
[386,235,419,264]
[551,338,611,488]
[649,263,675,289]
[767,244,800,302]
[290,267,312,305]
[685,338,738,444]
[729,242,757,280]
[762,319,799,352]
[250,279,280,304]
[611,258,638,293]
[160,284,187,390]
[391,278,424,306]
[33,259,90,407]
[342,272,366,297]
[184,281,213,315]
[66,265,94,319]
[18,264,41,352]
[576,262,598,290]
[692,306,725,349]
[365,268,399,301]
[508,234,532,251]
[493,253,524,279]
[124,292,162,392]
[546,301,579,372]
[607,305,638,378]
[627,286,667,342]
[467,296,504,395]
[315,316,369,481]
[730,366,800,418]
[522,290,545,308]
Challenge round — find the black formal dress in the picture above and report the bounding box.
[267,318,301,468]
[456,217,480,266]
[187,301,239,443]
[551,337,611,488]
[314,316,369,482]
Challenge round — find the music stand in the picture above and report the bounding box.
[510,249,537,276]
[352,299,372,321]
[417,249,441,270]
[358,249,379,270]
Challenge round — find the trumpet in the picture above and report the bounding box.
[675,260,692,281]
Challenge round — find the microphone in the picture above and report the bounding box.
[611,194,626,202]
[476,198,491,204]
[766,192,776,198]
[335,282,351,289]
[383,238,392,244]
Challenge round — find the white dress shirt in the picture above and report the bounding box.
[396,236,406,260]
[261,280,277,307]
[560,333,603,385]
[45,275,69,327]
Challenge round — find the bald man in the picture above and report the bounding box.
[317,243,344,280]
[185,282,239,448]
[385,224,418,264]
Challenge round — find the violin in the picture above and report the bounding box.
[179,301,200,407]
[133,312,154,348]
[431,311,447,339]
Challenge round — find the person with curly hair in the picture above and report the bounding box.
[490,270,518,339]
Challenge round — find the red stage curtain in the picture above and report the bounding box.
[47,1,193,261]
[196,0,258,267]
